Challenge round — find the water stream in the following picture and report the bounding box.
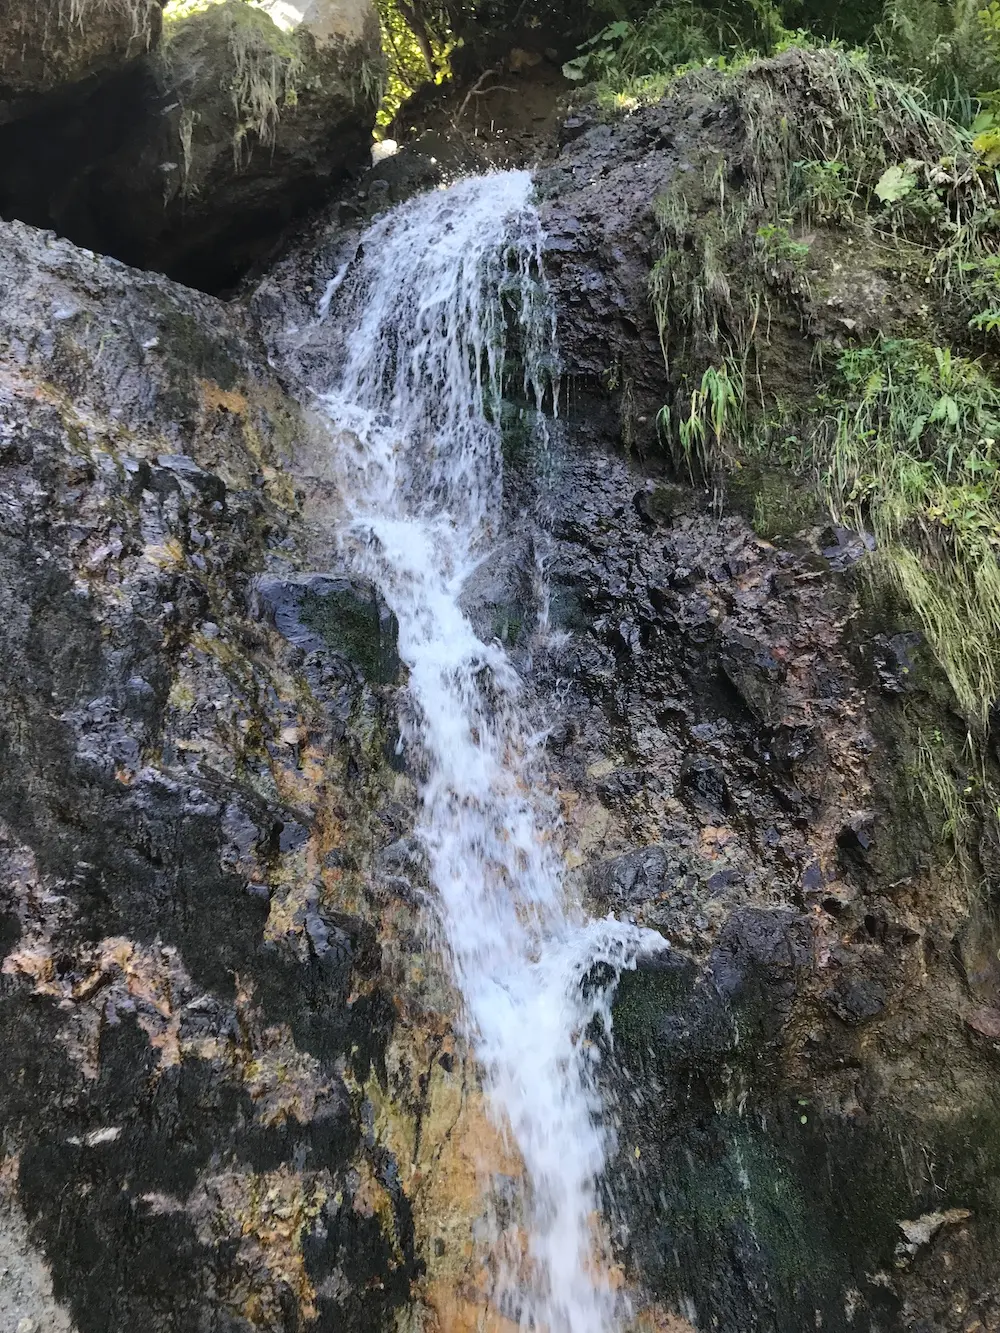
[317,171,664,1332]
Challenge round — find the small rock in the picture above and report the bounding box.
[966,1006,1000,1041]
[895,1208,972,1266]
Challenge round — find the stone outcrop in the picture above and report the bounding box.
[0,0,382,290]
[0,216,419,1332]
[3,39,1000,1333]
[0,0,163,102]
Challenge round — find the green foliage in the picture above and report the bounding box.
[658,362,744,480]
[561,0,825,107]
[755,220,812,265]
[794,156,854,219]
[909,723,975,855]
[641,46,1000,734]
[562,7,717,90]
[823,336,1000,725]
[877,0,1000,123]
[375,0,453,131]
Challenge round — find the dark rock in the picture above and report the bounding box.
[595,845,669,906]
[718,631,786,724]
[0,0,382,291]
[256,574,401,685]
[967,1006,1000,1041]
[0,214,412,1331]
[824,972,888,1025]
[679,754,731,817]
[837,811,877,868]
[0,0,161,101]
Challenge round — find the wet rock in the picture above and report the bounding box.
[678,754,731,818]
[595,845,670,907]
[718,631,786,724]
[0,215,413,1330]
[256,574,400,684]
[824,972,888,1025]
[837,811,877,870]
[871,631,922,695]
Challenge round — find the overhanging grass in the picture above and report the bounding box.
[824,336,1000,727]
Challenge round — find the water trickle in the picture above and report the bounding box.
[318,171,665,1332]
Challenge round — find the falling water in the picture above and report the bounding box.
[317,171,664,1331]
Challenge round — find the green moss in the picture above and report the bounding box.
[822,336,1000,728]
[614,953,1000,1328]
[164,0,309,163]
[299,587,399,685]
[728,463,821,539]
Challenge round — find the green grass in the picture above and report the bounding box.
[908,723,977,860]
[639,44,1000,735]
[877,0,1000,123]
[824,336,1000,727]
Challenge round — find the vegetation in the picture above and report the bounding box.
[612,25,1000,749]
[826,338,1000,726]
[543,9,1000,869]
[374,0,453,129]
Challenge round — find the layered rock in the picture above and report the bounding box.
[0,217,420,1332]
[524,51,1000,1333]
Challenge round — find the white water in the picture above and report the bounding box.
[317,171,664,1332]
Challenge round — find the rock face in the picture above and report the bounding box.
[0,0,382,290]
[0,217,420,1331]
[0,0,163,102]
[4,41,1000,1333]
[523,53,1000,1332]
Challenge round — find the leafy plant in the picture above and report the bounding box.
[823,336,1000,726]
[794,157,854,220]
[375,0,453,130]
[658,361,744,480]
[562,7,716,90]
[755,221,811,265]
[874,161,919,202]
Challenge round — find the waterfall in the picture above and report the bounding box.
[317,171,664,1332]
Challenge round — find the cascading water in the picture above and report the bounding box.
[317,171,665,1331]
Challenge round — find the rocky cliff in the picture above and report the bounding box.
[1,34,999,1333]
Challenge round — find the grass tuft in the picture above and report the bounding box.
[823,337,1000,727]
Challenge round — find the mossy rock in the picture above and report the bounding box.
[0,0,382,291]
[0,0,162,97]
[259,574,400,685]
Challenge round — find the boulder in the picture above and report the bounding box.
[0,0,162,103]
[0,0,382,290]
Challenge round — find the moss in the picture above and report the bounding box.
[727,461,821,539]
[153,301,241,391]
[163,0,310,164]
[612,957,698,1052]
[299,586,400,685]
[613,948,1000,1329]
